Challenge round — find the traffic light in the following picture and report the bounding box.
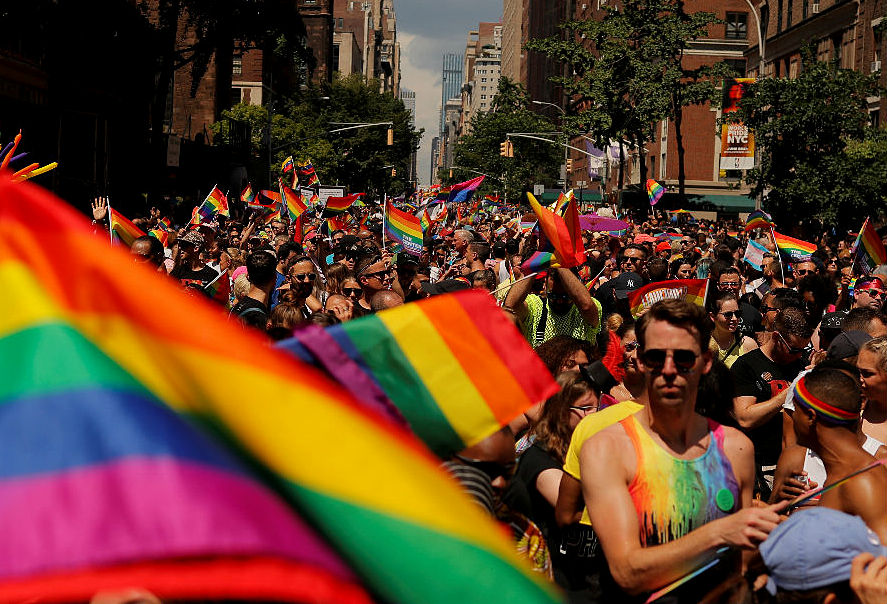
[391,168,397,177]
[566,158,574,173]
[386,126,394,146]
[449,169,453,178]
[499,140,514,157]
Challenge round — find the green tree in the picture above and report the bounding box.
[449,78,560,200]
[730,53,886,229]
[524,0,724,196]
[212,74,421,199]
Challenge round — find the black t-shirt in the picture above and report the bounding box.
[171,264,219,290]
[229,296,269,329]
[738,302,763,339]
[730,348,802,468]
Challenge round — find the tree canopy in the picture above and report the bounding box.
[730,53,887,229]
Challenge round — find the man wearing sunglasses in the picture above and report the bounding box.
[578,299,781,600]
[731,307,812,498]
[853,276,886,312]
[355,255,401,315]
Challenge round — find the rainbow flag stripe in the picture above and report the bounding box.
[420,208,433,232]
[322,193,362,217]
[793,376,858,425]
[851,217,887,274]
[527,193,586,268]
[281,292,558,457]
[109,207,145,247]
[773,231,817,261]
[646,179,665,206]
[241,184,256,204]
[280,181,308,222]
[627,279,708,318]
[0,179,559,604]
[147,227,169,247]
[385,201,423,256]
[743,209,774,232]
[204,186,229,217]
[521,251,555,273]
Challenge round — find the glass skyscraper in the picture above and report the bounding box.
[440,52,463,135]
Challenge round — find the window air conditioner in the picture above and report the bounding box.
[872,60,882,72]
[811,3,820,12]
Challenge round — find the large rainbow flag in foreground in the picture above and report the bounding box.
[627,278,709,318]
[0,179,560,604]
[279,292,559,458]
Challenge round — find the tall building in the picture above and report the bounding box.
[400,87,417,184]
[430,136,441,184]
[501,0,523,82]
[332,0,401,94]
[440,53,463,134]
[745,0,885,123]
[461,23,503,132]
[297,0,335,84]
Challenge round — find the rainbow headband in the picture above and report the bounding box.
[793,376,858,426]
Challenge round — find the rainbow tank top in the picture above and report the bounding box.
[621,415,739,547]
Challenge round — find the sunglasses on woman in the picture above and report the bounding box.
[342,287,361,296]
[639,349,699,373]
[719,310,740,319]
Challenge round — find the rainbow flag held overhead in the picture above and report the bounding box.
[241,184,256,204]
[551,190,574,215]
[297,159,320,187]
[0,178,560,604]
[773,231,817,262]
[279,291,559,458]
[203,186,229,218]
[147,227,169,248]
[448,175,485,204]
[323,216,347,235]
[109,207,145,247]
[419,208,434,232]
[743,209,774,232]
[384,201,423,256]
[627,279,709,318]
[527,193,586,268]
[280,180,308,222]
[851,217,887,275]
[436,186,451,202]
[520,250,555,273]
[646,179,665,206]
[322,193,363,217]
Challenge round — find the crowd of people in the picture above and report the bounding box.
[92,193,887,604]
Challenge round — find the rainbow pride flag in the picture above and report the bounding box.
[322,193,362,217]
[147,227,169,248]
[324,216,346,235]
[520,250,555,273]
[851,217,887,274]
[551,190,574,215]
[0,179,560,604]
[203,269,231,306]
[743,209,774,232]
[628,278,708,318]
[280,180,308,221]
[527,193,586,268]
[646,179,665,206]
[420,208,434,232]
[280,292,558,457]
[436,186,451,201]
[773,231,817,262]
[204,186,229,217]
[448,175,485,203]
[240,183,255,204]
[109,207,145,247]
[385,201,423,256]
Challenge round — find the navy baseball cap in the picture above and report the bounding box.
[761,507,887,594]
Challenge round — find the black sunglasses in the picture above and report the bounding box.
[291,272,317,282]
[453,454,516,481]
[776,332,805,355]
[342,287,361,295]
[719,310,740,319]
[640,348,699,373]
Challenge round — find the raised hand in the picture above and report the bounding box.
[92,197,108,221]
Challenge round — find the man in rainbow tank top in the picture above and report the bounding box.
[579,299,788,602]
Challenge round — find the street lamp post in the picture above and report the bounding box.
[532,100,570,192]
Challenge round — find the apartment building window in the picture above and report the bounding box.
[231,87,243,104]
[232,57,242,76]
[725,13,748,39]
[338,17,343,28]
[786,0,792,28]
[481,95,487,99]
[481,77,487,82]
[802,0,808,19]
[777,0,783,32]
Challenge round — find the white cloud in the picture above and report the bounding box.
[399,32,443,187]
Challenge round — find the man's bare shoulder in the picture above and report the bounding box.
[720,424,754,456]
[579,421,633,473]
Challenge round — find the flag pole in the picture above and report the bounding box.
[770,226,785,284]
[382,193,388,251]
[492,272,538,297]
[106,198,114,244]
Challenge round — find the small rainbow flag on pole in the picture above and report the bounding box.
[384,201,423,256]
[646,179,665,206]
[0,178,559,604]
[527,193,586,268]
[419,208,434,232]
[109,207,146,247]
[203,270,231,307]
[627,279,709,318]
[851,217,887,274]
[773,231,817,262]
[743,209,774,232]
[279,291,559,458]
[203,186,229,218]
[279,180,308,222]
[240,183,255,204]
[322,193,363,217]
[147,227,169,248]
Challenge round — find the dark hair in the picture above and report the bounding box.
[696,358,738,427]
[623,243,648,259]
[843,307,884,332]
[636,299,713,351]
[714,244,734,264]
[534,335,595,377]
[646,257,669,282]
[739,292,761,310]
[530,372,593,463]
[774,307,814,339]
[708,292,739,314]
[767,288,804,311]
[492,241,507,259]
[669,258,694,279]
[772,581,854,604]
[469,241,491,262]
[245,250,277,287]
[277,242,303,263]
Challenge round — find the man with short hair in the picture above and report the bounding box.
[170,230,220,289]
[853,276,886,312]
[580,299,782,600]
[355,255,396,315]
[271,242,303,307]
[619,244,648,281]
[130,235,165,270]
[732,306,812,497]
[370,289,404,312]
[793,259,819,279]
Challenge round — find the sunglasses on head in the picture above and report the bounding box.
[365,269,394,280]
[453,454,516,481]
[640,348,699,373]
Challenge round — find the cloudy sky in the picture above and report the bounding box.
[397,0,502,186]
